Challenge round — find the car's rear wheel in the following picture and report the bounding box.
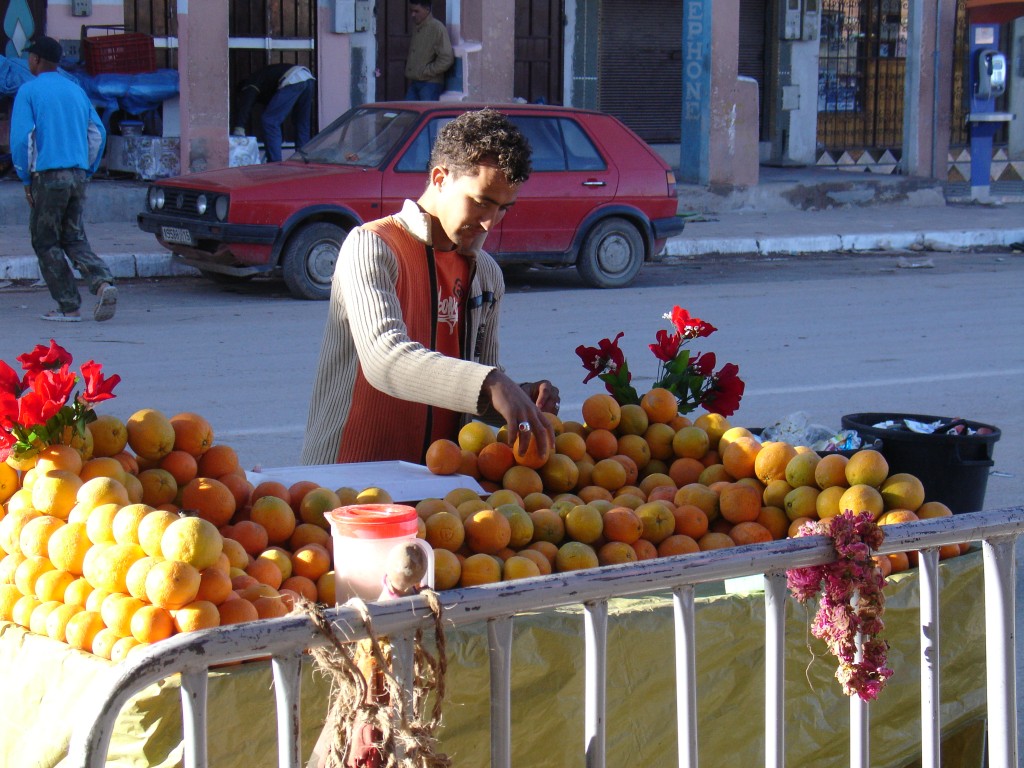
[282,222,347,300]
[576,217,645,288]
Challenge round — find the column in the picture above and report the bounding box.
[177,0,229,173]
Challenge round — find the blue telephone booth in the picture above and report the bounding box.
[964,0,1022,200]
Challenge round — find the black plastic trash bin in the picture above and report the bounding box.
[840,412,1000,514]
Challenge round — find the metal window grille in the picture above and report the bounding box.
[818,0,908,151]
[69,507,1022,768]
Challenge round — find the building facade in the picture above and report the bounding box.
[3,0,1021,188]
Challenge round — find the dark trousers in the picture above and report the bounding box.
[30,168,113,313]
[405,81,443,101]
[261,79,314,162]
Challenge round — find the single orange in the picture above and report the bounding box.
[425,439,463,475]
[196,444,240,478]
[169,412,215,458]
[477,442,516,482]
[657,534,700,557]
[639,387,679,424]
[581,394,621,431]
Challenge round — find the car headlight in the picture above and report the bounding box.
[196,194,208,215]
[214,195,229,221]
[148,187,165,210]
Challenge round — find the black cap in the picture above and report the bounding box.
[26,36,62,64]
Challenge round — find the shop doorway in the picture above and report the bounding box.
[124,0,177,69]
[514,0,564,104]
[597,0,766,143]
[375,0,447,102]
[124,0,318,137]
[817,0,907,151]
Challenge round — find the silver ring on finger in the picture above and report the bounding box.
[518,421,531,432]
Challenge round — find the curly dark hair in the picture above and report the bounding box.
[430,108,532,185]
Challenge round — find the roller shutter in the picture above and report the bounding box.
[738,0,768,138]
[598,0,768,143]
[598,0,682,143]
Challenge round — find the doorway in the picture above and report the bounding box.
[514,0,564,104]
[375,0,447,101]
[817,0,907,150]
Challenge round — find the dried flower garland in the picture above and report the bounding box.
[787,511,893,701]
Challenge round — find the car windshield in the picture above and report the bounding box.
[298,107,420,167]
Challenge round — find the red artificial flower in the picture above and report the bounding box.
[670,306,717,339]
[0,361,22,398]
[17,339,72,376]
[704,363,744,417]
[576,332,626,384]
[79,360,121,403]
[0,390,18,430]
[35,366,77,406]
[648,329,681,362]
[17,390,58,430]
[691,351,716,377]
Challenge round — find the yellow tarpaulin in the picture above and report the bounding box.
[0,551,987,767]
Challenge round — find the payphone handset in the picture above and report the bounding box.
[976,49,1008,100]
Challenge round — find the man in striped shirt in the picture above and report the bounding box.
[302,108,559,466]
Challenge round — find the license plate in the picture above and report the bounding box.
[161,226,194,246]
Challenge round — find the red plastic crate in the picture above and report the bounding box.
[81,25,156,75]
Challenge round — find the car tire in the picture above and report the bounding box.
[282,222,347,300]
[576,217,645,288]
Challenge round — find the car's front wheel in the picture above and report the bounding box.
[282,222,347,300]
[576,217,645,288]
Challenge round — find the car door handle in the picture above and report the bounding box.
[582,180,606,187]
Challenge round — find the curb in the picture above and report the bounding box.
[2,228,1023,282]
[1,252,200,281]
[662,228,1024,258]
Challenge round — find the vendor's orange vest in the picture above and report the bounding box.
[334,217,465,464]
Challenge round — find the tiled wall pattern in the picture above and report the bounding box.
[816,146,1024,184]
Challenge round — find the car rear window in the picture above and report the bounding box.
[394,114,608,175]
[511,117,607,173]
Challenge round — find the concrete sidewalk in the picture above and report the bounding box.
[1,170,1023,282]
[664,200,1024,259]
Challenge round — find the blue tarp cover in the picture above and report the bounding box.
[0,56,178,123]
[0,55,32,97]
[73,67,179,119]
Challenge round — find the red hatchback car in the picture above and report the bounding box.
[138,102,683,299]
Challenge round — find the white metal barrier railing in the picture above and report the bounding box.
[66,507,1024,768]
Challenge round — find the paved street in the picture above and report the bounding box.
[2,249,1021,506]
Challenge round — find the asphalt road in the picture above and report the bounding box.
[2,249,1021,511]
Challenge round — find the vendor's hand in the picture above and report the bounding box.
[24,187,33,208]
[482,370,555,459]
[231,127,246,137]
[522,380,560,415]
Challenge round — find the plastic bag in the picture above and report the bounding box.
[760,411,863,452]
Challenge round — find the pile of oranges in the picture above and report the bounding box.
[421,389,964,588]
[0,389,965,656]
[0,408,355,660]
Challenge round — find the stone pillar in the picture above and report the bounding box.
[902,0,954,178]
[679,0,759,186]
[177,0,229,173]
[460,0,514,102]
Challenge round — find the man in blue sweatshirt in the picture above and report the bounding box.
[12,36,117,322]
